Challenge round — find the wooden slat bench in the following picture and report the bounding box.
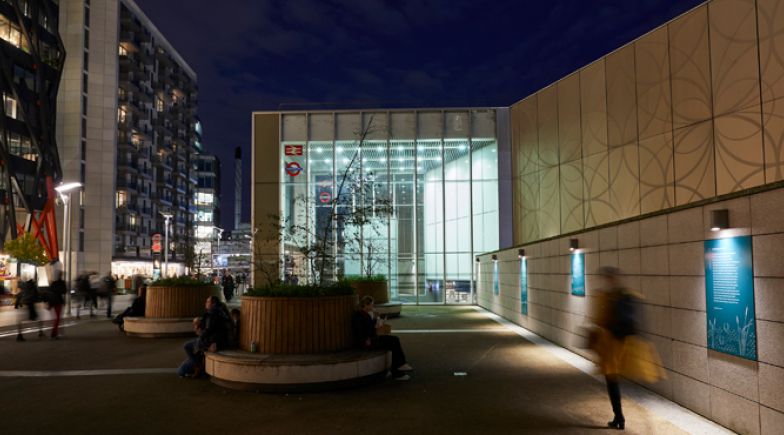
[205,349,390,392]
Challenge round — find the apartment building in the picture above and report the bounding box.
[58,0,202,278]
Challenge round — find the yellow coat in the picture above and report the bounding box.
[590,288,665,383]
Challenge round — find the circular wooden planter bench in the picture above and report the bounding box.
[209,294,393,391]
[205,349,390,392]
[126,285,220,338]
[239,295,357,354]
[350,280,389,304]
[123,317,194,337]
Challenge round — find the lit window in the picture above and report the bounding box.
[118,107,127,123]
[2,93,18,120]
[156,96,164,112]
[116,191,127,207]
[129,215,137,225]
[118,44,127,56]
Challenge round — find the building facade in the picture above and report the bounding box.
[252,109,512,304]
[194,152,219,275]
[1,0,64,267]
[476,1,784,434]
[58,0,201,278]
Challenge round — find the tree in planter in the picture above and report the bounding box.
[5,233,49,266]
[253,116,393,288]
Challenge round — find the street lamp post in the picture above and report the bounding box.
[55,182,82,316]
[212,226,223,276]
[160,211,173,277]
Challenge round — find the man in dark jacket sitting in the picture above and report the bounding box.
[177,295,231,378]
[351,295,412,381]
[112,285,147,331]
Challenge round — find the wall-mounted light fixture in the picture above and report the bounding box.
[710,209,729,232]
[569,238,579,252]
[518,248,526,259]
[491,254,498,261]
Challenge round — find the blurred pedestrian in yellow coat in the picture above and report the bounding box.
[590,266,665,430]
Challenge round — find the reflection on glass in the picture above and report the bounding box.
[279,120,499,305]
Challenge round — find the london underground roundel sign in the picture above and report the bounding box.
[285,161,302,177]
[319,191,331,203]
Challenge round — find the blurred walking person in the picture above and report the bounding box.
[48,269,67,339]
[75,272,96,319]
[102,272,116,318]
[589,266,664,430]
[15,274,42,341]
[221,270,235,302]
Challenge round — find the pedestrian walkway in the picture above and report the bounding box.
[0,306,732,434]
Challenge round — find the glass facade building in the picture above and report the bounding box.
[269,109,507,304]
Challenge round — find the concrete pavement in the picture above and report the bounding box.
[1,306,729,434]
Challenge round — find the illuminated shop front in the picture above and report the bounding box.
[262,109,509,304]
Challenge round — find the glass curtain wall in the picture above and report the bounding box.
[280,111,499,304]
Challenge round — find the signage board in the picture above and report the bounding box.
[571,252,585,296]
[151,233,162,253]
[284,144,304,156]
[285,161,303,177]
[705,236,757,360]
[493,261,500,296]
[520,257,528,315]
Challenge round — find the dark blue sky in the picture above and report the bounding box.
[134,0,705,231]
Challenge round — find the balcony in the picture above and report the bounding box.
[116,179,140,193]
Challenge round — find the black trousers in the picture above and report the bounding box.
[375,335,407,374]
[606,375,624,421]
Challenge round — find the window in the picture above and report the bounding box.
[118,107,127,123]
[118,44,127,56]
[2,93,18,120]
[82,96,88,116]
[156,96,164,112]
[116,191,127,207]
[82,72,88,92]
[81,139,86,160]
[83,51,88,70]
[79,232,84,252]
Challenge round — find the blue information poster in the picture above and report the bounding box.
[705,236,757,360]
[520,258,528,314]
[493,261,500,296]
[571,252,585,296]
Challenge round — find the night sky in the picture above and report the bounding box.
[133,0,705,231]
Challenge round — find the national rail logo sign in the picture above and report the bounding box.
[285,161,303,177]
[284,145,304,156]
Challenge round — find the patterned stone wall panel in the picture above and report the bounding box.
[639,132,675,214]
[583,153,613,226]
[580,59,609,157]
[763,97,784,182]
[558,73,582,163]
[636,25,673,140]
[606,44,639,148]
[518,96,540,175]
[511,103,521,179]
[709,0,761,116]
[539,166,561,238]
[758,0,784,103]
[560,161,584,233]
[538,86,559,168]
[670,5,713,128]
[609,143,641,219]
[522,171,541,243]
[674,120,716,205]
[513,174,525,245]
[714,106,765,195]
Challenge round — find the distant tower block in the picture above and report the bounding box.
[235,147,242,230]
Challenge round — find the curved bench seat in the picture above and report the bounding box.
[205,349,390,392]
[123,317,195,338]
[374,302,402,318]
